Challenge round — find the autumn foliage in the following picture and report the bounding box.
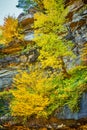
[1,0,86,119]
[0,16,23,45]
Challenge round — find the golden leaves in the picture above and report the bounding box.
[10,70,50,118]
[0,16,24,45]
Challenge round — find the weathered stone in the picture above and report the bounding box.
[0,70,17,90]
[65,0,87,66]
[0,0,87,121]
[55,93,87,120]
[20,55,27,63]
[18,12,34,30]
[24,32,34,41]
[27,49,39,63]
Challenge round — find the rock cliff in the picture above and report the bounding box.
[65,0,87,65]
[0,0,87,120]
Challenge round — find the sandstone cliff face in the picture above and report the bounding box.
[0,7,38,90]
[56,0,87,119]
[17,0,87,64]
[0,0,87,119]
[0,0,86,91]
[18,7,35,41]
[66,0,87,64]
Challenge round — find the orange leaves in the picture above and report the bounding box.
[0,16,24,45]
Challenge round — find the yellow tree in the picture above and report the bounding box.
[0,16,23,45]
[34,0,74,77]
[10,70,50,118]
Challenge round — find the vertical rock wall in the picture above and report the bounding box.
[55,93,87,120]
[0,0,87,119]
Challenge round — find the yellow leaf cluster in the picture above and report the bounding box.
[34,0,74,73]
[11,92,49,117]
[10,70,50,118]
[10,0,77,119]
[0,16,24,45]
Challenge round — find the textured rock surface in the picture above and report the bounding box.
[0,0,87,120]
[66,0,87,58]
[0,49,39,90]
[55,93,87,120]
[18,7,35,41]
[54,0,87,119]
[0,69,17,90]
[0,6,37,90]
